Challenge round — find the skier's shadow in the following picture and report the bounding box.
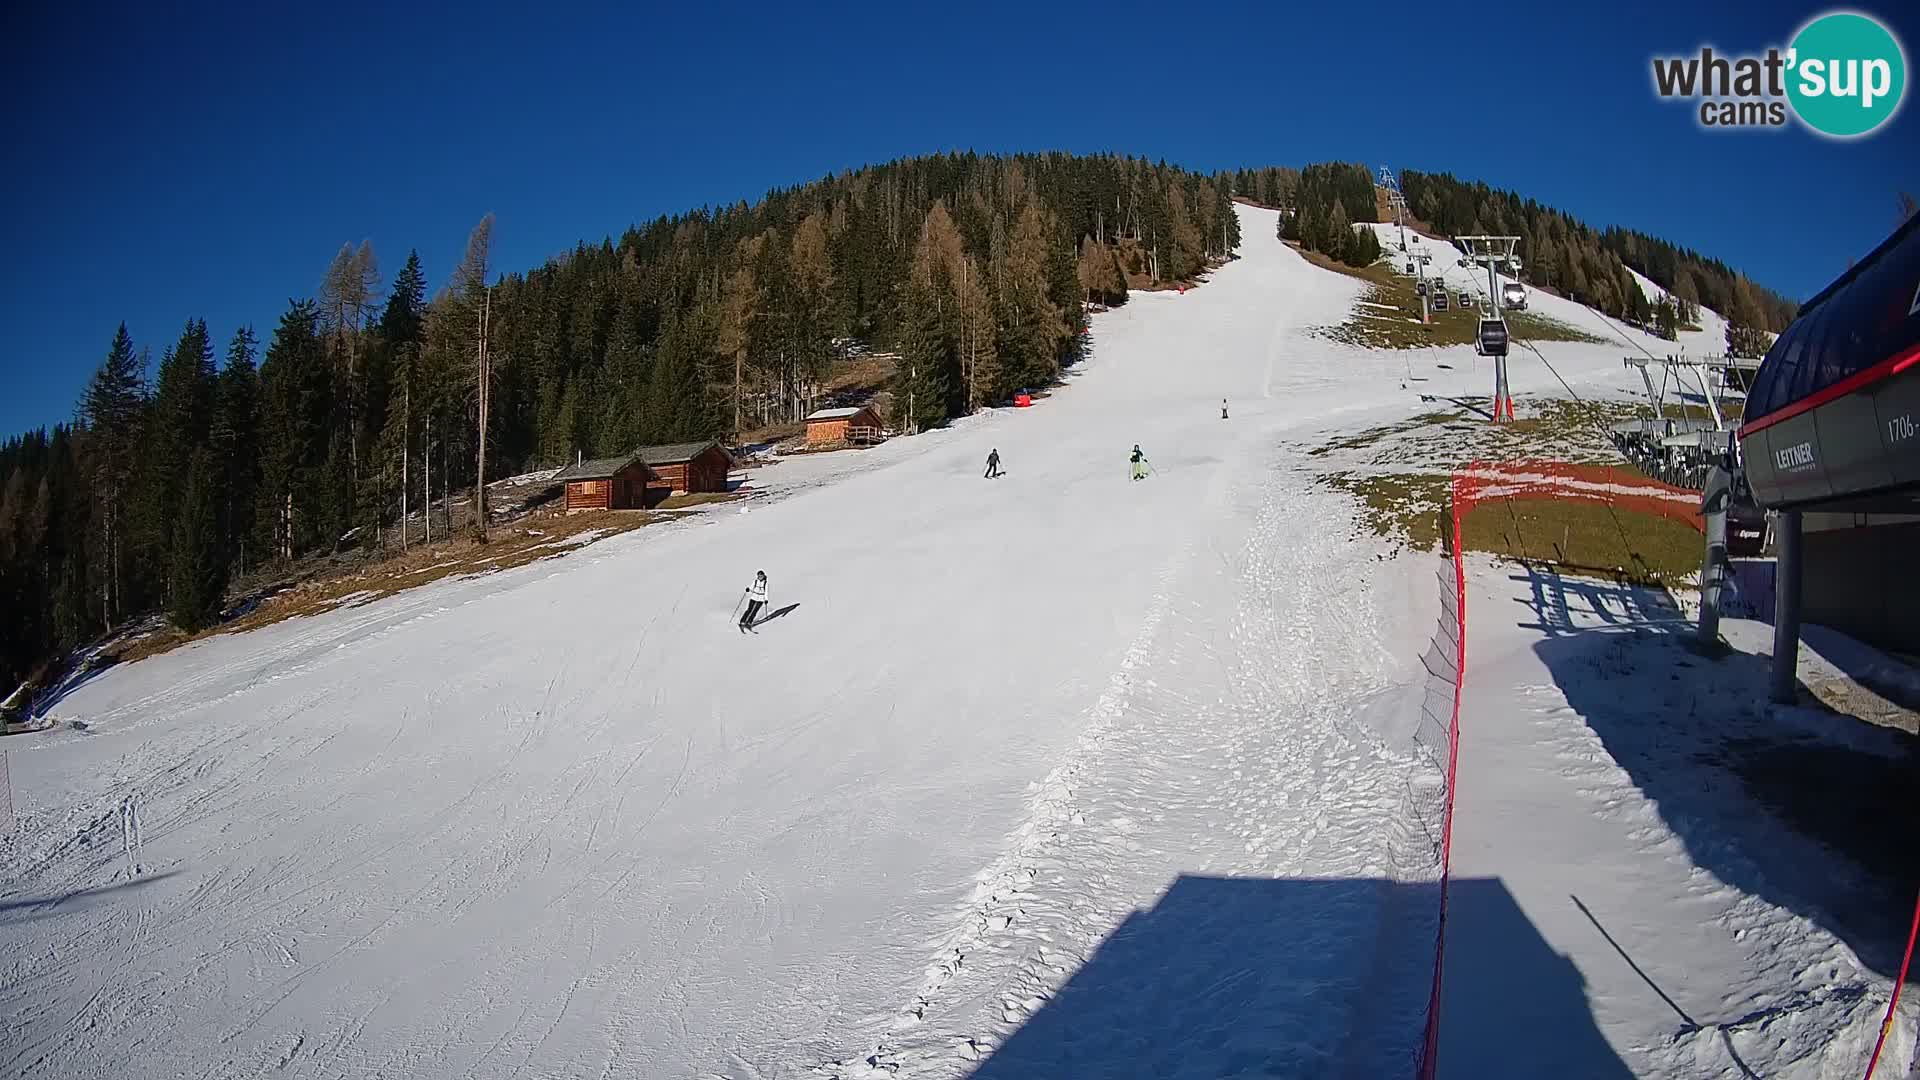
[752,604,801,629]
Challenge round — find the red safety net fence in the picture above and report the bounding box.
[1453,461,1705,533]
[1409,480,1467,1080]
[1411,461,1704,1079]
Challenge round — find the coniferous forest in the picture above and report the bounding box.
[1398,170,1799,344]
[1,152,1804,692]
[0,152,1241,691]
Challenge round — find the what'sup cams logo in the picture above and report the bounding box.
[1651,10,1907,137]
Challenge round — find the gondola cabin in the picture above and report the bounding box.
[1476,318,1509,357]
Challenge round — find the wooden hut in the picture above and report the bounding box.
[804,406,885,449]
[551,452,658,511]
[637,441,734,497]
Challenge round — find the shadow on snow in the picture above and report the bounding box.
[1513,565,1920,985]
[964,873,1630,1079]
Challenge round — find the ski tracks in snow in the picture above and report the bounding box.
[818,444,1438,1078]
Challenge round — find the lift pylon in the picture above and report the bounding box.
[1456,235,1522,421]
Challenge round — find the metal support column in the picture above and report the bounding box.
[1769,510,1803,704]
[1698,467,1731,645]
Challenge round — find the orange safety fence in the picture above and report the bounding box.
[1453,461,1705,533]
[1414,461,1704,1079]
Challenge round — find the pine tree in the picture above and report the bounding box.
[142,318,217,577]
[898,277,955,431]
[1164,184,1203,281]
[1345,222,1381,267]
[1325,198,1353,263]
[168,448,226,632]
[380,251,428,349]
[81,324,148,628]
[371,337,416,545]
[212,327,260,572]
[256,300,327,562]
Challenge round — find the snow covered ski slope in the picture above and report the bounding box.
[5,205,1661,1079]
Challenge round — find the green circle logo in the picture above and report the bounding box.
[1787,11,1906,137]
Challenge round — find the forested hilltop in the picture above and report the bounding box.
[1398,170,1799,338]
[0,152,1239,690]
[1222,163,1796,348]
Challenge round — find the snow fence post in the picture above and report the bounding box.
[0,750,12,838]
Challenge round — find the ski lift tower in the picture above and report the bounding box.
[1379,166,1431,323]
[1458,234,1522,421]
[1377,165,1409,254]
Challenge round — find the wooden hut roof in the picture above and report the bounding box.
[551,453,656,484]
[636,441,732,466]
[805,406,871,421]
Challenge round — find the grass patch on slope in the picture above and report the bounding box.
[1325,470,1453,552]
[108,509,666,666]
[1309,400,1703,583]
[1461,498,1702,585]
[1303,253,1607,350]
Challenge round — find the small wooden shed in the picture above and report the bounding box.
[805,406,885,449]
[551,452,659,511]
[637,441,734,497]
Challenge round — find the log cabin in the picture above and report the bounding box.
[637,441,734,498]
[551,453,659,511]
[804,406,885,449]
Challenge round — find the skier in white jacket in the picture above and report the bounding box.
[739,571,769,633]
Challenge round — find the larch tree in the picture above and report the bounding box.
[716,236,765,435]
[789,212,835,418]
[318,241,381,474]
[445,215,495,539]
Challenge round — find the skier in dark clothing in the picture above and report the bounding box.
[739,571,768,633]
[984,448,1002,479]
[1222,398,1229,420]
[1130,445,1151,481]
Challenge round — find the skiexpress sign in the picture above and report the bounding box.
[1651,10,1907,138]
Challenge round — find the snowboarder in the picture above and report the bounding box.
[984,448,1002,479]
[1130,444,1151,481]
[739,570,769,633]
[1221,398,1229,420]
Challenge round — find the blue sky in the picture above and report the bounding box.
[2,0,1915,435]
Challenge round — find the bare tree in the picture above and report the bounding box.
[319,242,381,471]
[717,236,765,435]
